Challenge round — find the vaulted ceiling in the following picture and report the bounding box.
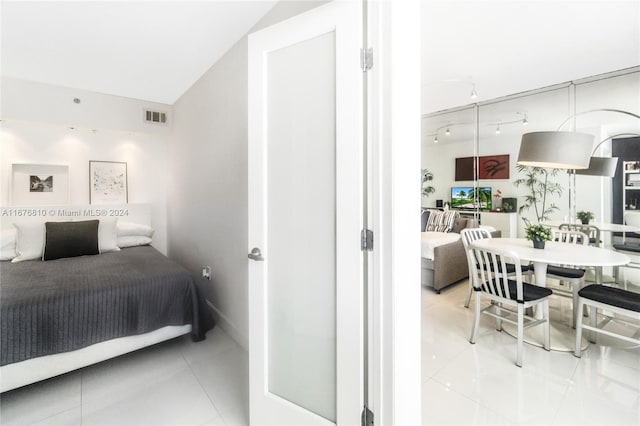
[1,1,277,104]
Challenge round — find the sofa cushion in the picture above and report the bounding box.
[451,217,480,234]
[421,231,461,259]
[451,218,468,234]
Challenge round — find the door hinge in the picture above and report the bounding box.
[361,228,374,251]
[361,405,374,426]
[360,47,373,72]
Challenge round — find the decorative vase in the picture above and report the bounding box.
[533,240,545,249]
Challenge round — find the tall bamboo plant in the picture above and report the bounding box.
[513,165,563,224]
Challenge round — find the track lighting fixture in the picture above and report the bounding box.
[470,84,478,100]
[522,114,528,125]
[434,134,438,143]
[495,124,501,134]
[445,127,450,136]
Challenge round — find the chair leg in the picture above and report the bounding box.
[469,292,481,344]
[588,305,597,344]
[516,304,524,367]
[543,301,550,351]
[574,299,584,357]
[496,302,503,331]
[464,283,473,308]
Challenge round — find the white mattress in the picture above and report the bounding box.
[421,231,461,259]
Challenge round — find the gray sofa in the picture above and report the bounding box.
[421,214,501,293]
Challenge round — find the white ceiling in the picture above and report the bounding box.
[1,1,638,109]
[421,0,640,114]
[1,1,277,104]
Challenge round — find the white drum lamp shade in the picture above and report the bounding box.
[575,156,619,177]
[517,131,594,169]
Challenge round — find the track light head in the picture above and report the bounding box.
[470,84,478,100]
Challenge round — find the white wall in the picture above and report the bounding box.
[1,78,171,253]
[168,1,326,350]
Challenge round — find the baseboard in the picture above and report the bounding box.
[205,299,248,351]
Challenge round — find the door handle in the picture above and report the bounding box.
[248,247,264,261]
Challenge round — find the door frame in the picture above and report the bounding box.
[245,0,422,424]
[366,0,422,424]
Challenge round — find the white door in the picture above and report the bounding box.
[248,1,363,425]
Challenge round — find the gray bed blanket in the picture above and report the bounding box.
[0,246,211,366]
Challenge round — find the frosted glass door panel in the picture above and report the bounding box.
[266,31,336,422]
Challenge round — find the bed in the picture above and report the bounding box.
[0,206,212,393]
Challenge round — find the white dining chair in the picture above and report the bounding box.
[468,244,552,367]
[546,229,589,328]
[574,284,640,357]
[559,223,603,284]
[461,228,534,308]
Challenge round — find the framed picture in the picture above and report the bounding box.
[456,154,510,181]
[455,157,476,181]
[479,154,509,179]
[11,164,69,205]
[89,161,128,204]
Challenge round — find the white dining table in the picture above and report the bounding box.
[470,237,631,351]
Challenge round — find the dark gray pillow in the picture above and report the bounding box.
[43,220,99,261]
[421,209,430,231]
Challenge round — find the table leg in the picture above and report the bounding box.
[532,262,547,320]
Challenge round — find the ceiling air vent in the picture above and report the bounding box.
[143,108,168,125]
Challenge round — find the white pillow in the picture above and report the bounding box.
[1,229,17,261]
[117,221,154,238]
[99,218,120,253]
[12,223,45,263]
[117,236,152,248]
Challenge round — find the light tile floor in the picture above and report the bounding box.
[0,326,247,426]
[2,280,639,425]
[421,279,640,426]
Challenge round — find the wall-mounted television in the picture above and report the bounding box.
[451,186,492,210]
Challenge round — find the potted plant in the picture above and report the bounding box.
[577,210,594,225]
[525,223,553,249]
[421,169,435,198]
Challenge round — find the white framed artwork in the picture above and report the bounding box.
[89,161,128,205]
[11,164,70,205]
